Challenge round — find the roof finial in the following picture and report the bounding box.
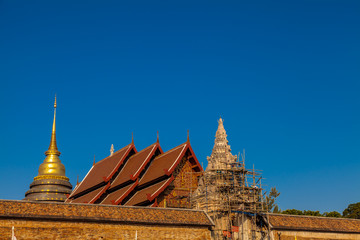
[76,175,79,185]
[157,131,159,143]
[110,144,114,156]
[93,155,96,166]
[45,95,60,156]
[218,117,223,124]
[131,132,134,144]
[187,130,190,143]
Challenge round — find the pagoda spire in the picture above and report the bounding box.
[45,95,60,156]
[24,96,72,202]
[206,118,236,170]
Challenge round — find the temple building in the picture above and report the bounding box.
[11,110,360,240]
[66,134,203,208]
[24,96,72,202]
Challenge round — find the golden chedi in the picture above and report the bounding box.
[24,96,72,202]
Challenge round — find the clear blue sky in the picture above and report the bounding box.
[0,1,359,213]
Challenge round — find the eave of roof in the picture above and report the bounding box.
[68,143,136,198]
[70,183,110,204]
[124,176,174,206]
[101,180,138,205]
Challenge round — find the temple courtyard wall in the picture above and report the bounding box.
[269,213,360,240]
[0,200,213,240]
[272,230,360,240]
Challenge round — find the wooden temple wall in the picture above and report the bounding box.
[158,156,201,209]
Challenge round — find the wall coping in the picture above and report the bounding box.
[0,200,214,227]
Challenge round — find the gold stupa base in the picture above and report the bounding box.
[34,175,69,181]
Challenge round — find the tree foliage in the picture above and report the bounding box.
[343,202,360,219]
[323,211,342,218]
[281,209,342,218]
[265,187,280,213]
[303,210,322,216]
[281,209,303,215]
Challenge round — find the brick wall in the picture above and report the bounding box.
[272,230,360,240]
[0,219,211,240]
[0,200,213,240]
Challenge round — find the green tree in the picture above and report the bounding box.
[303,210,322,216]
[323,211,342,218]
[282,209,303,215]
[343,202,360,219]
[281,209,343,218]
[265,187,280,213]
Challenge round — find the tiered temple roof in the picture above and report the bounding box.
[66,137,202,207]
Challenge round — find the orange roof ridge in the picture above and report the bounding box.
[124,177,174,206]
[89,182,111,204]
[131,142,163,180]
[166,143,188,174]
[101,183,133,205]
[94,143,136,166]
[160,142,187,156]
[70,183,109,204]
[112,179,139,205]
[147,175,174,201]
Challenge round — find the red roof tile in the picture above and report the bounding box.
[138,143,188,186]
[69,144,135,198]
[109,143,161,190]
[124,176,174,206]
[101,181,138,205]
[70,183,109,204]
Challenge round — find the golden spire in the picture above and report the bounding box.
[37,95,66,177]
[45,95,60,156]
